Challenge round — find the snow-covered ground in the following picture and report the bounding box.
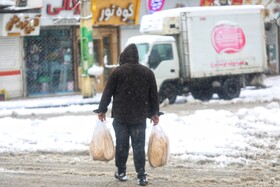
[0,0,15,7]
[0,75,280,167]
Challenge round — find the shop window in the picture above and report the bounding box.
[24,28,75,96]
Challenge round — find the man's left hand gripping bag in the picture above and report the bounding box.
[89,121,115,161]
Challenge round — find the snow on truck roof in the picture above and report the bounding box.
[126,35,175,45]
[139,5,265,35]
[151,5,264,17]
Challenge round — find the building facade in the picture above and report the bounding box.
[0,0,42,98]
[0,0,279,99]
[23,0,138,97]
[23,0,80,96]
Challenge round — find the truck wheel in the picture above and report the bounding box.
[218,78,240,100]
[159,83,177,104]
[191,88,213,101]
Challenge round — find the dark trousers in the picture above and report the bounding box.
[113,119,146,175]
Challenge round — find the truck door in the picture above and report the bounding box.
[148,43,179,86]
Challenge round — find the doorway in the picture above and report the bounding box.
[92,27,119,91]
[76,27,119,92]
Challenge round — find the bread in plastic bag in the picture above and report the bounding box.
[148,125,170,168]
[89,121,115,161]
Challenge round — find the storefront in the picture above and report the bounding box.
[0,0,42,98]
[24,27,76,95]
[2,0,279,99]
[22,0,79,96]
[90,0,141,91]
[24,0,139,96]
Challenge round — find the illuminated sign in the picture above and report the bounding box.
[92,0,141,25]
[147,0,165,14]
[41,0,80,26]
[0,13,41,36]
[46,0,80,15]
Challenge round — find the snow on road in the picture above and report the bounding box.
[0,75,280,166]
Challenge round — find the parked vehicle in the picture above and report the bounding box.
[126,5,267,103]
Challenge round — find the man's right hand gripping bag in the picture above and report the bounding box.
[148,124,170,168]
[89,121,115,162]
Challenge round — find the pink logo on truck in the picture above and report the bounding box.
[211,23,246,54]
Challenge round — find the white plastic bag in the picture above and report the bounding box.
[148,125,170,168]
[89,121,115,161]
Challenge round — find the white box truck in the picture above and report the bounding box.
[126,5,267,103]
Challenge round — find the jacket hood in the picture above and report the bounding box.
[119,43,139,65]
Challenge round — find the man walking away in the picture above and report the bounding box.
[94,43,160,186]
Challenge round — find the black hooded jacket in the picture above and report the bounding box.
[95,43,159,124]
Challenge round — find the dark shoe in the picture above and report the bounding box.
[138,173,148,186]
[115,171,127,181]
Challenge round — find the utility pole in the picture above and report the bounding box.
[80,0,94,98]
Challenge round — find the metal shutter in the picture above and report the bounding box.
[0,37,23,98]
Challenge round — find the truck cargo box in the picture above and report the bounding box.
[140,5,267,79]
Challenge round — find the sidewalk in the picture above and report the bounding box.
[0,93,102,110]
